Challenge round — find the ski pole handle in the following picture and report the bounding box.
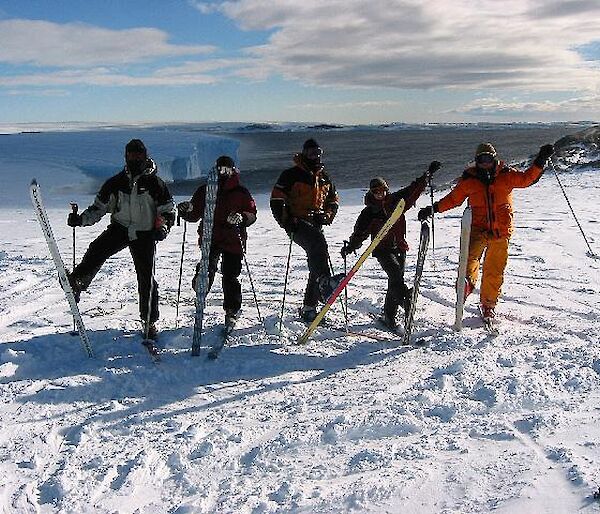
[70,202,78,215]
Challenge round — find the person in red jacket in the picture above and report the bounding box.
[418,142,554,320]
[177,155,257,326]
[341,161,441,329]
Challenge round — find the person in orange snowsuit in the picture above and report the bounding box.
[418,142,554,319]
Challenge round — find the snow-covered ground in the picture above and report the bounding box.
[1,158,599,513]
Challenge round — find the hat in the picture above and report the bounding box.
[216,155,235,168]
[475,142,497,158]
[125,139,147,155]
[302,138,320,151]
[369,177,389,191]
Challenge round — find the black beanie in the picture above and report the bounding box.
[216,155,235,168]
[302,138,320,151]
[125,139,147,155]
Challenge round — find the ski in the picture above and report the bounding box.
[191,168,219,356]
[402,220,430,345]
[297,199,406,345]
[453,206,472,331]
[29,180,94,358]
[207,325,233,360]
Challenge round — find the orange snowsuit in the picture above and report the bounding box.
[436,160,544,307]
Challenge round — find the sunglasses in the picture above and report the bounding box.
[217,165,235,176]
[370,187,387,196]
[476,154,495,165]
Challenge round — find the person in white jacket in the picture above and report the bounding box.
[66,139,175,338]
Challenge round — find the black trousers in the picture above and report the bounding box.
[375,250,409,319]
[196,247,243,314]
[71,223,159,323]
[290,220,331,308]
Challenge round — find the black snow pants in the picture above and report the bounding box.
[71,223,159,323]
[375,249,410,320]
[290,220,331,308]
[193,246,243,314]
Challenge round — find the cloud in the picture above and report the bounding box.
[0,19,214,67]
[454,95,600,116]
[195,0,600,92]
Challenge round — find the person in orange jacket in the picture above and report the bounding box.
[418,142,554,319]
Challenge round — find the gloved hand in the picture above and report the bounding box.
[177,201,193,215]
[340,240,358,257]
[154,226,169,241]
[226,212,244,226]
[67,212,82,227]
[313,211,333,226]
[418,206,434,221]
[427,161,442,176]
[534,144,554,167]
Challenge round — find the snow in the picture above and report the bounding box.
[1,139,599,513]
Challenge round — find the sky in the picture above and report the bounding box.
[1,0,599,124]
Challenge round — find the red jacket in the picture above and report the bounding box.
[347,173,427,254]
[180,172,257,255]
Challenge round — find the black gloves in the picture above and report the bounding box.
[177,201,192,215]
[341,239,359,257]
[67,213,82,227]
[418,205,434,221]
[154,226,169,241]
[313,211,333,226]
[534,144,554,167]
[427,161,442,176]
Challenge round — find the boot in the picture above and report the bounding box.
[225,309,239,329]
[65,271,83,303]
[299,305,318,322]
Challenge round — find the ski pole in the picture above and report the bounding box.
[327,253,348,321]
[70,202,78,333]
[236,229,263,324]
[175,215,187,328]
[549,159,597,258]
[279,233,294,334]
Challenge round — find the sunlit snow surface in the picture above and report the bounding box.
[0,129,599,513]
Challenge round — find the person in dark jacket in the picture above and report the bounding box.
[270,138,340,322]
[341,162,441,329]
[66,139,175,339]
[177,155,257,326]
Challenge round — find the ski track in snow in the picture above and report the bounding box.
[1,170,599,513]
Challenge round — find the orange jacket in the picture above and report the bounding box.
[436,161,544,238]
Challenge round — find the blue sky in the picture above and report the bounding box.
[1,0,599,124]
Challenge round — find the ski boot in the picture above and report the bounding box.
[225,309,239,331]
[299,305,318,322]
[143,321,158,340]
